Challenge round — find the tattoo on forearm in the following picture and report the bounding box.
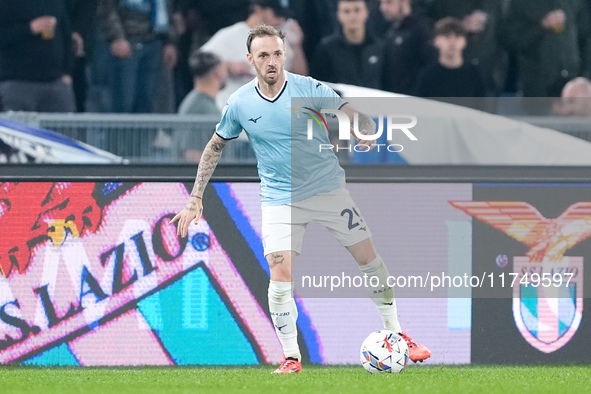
[210,138,226,153]
[271,254,285,266]
[188,135,227,200]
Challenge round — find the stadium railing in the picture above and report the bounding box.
[0,112,256,164]
[1,112,590,164]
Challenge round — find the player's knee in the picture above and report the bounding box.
[269,267,291,282]
[348,238,378,266]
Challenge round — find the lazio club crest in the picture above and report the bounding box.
[451,201,588,353]
[512,256,582,353]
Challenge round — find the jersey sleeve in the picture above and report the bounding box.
[215,102,242,140]
[313,80,348,111]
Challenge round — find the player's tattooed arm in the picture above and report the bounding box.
[190,133,228,198]
[171,133,228,237]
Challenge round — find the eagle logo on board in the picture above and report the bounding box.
[450,201,588,353]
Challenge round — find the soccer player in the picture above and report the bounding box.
[171,23,431,374]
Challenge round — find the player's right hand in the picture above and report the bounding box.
[170,197,203,238]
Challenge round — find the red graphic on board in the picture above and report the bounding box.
[0,182,101,277]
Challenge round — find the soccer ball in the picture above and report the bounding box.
[360,330,409,374]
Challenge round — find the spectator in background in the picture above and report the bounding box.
[200,0,308,110]
[553,77,591,117]
[312,0,385,89]
[178,51,226,115]
[501,0,591,98]
[292,0,340,64]
[191,0,251,36]
[412,0,433,14]
[172,4,211,108]
[365,0,430,40]
[98,0,179,113]
[85,25,115,113]
[380,0,436,94]
[68,0,99,112]
[0,0,76,112]
[414,17,484,97]
[177,51,227,162]
[428,0,504,95]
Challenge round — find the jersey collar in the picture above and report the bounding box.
[255,71,288,103]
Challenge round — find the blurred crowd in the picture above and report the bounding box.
[1,0,591,116]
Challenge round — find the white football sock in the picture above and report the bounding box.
[359,255,402,333]
[268,280,301,361]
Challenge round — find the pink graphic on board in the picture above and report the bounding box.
[206,243,282,364]
[0,183,203,364]
[0,181,285,365]
[68,309,173,366]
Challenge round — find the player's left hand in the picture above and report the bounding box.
[170,197,202,238]
[351,127,376,152]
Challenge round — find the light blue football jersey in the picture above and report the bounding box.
[215,71,347,206]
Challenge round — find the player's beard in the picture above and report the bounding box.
[255,63,282,86]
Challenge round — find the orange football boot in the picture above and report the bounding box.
[272,357,302,374]
[399,331,431,363]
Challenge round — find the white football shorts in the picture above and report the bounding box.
[261,187,373,256]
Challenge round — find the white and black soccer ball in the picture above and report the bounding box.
[360,330,409,374]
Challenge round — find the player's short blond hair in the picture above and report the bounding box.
[246,23,285,53]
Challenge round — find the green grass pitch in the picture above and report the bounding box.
[1,364,589,393]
